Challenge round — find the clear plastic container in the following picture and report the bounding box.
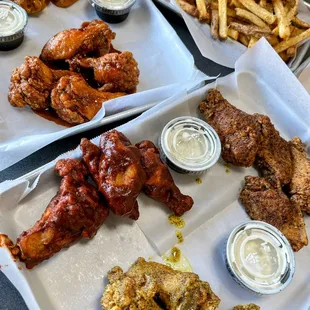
[159,116,221,174]
[0,1,28,51]
[225,221,295,295]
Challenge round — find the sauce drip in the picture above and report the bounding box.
[195,177,202,184]
[168,214,185,228]
[162,247,192,272]
[33,109,73,128]
[176,230,184,244]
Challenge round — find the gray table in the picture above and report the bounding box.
[0,3,233,309]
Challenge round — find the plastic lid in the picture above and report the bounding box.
[0,1,27,38]
[160,117,221,173]
[92,0,135,10]
[226,221,295,295]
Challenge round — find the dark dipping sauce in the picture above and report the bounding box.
[33,109,74,128]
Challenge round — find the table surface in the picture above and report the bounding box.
[0,1,279,308]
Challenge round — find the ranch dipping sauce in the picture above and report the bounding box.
[89,0,136,23]
[159,117,221,174]
[225,221,295,295]
[0,1,27,51]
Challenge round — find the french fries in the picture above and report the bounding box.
[196,0,210,21]
[274,28,310,52]
[218,0,228,39]
[273,0,290,39]
[238,0,276,24]
[176,0,310,63]
[235,8,269,28]
[228,28,239,40]
[211,9,220,39]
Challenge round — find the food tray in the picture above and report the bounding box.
[0,0,206,171]
[1,39,310,310]
[154,0,310,70]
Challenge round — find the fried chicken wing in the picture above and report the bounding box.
[254,114,292,187]
[70,51,139,93]
[51,0,78,7]
[8,56,76,110]
[288,137,310,215]
[240,176,308,251]
[50,75,125,124]
[199,89,293,186]
[40,20,115,62]
[13,159,109,269]
[80,130,146,220]
[199,89,262,167]
[101,257,220,310]
[136,140,194,216]
[13,0,50,14]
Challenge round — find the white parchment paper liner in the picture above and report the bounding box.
[1,39,310,310]
[171,0,310,69]
[0,0,206,172]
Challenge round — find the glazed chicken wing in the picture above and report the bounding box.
[136,140,194,216]
[240,176,308,251]
[13,0,50,14]
[101,257,220,310]
[288,137,310,214]
[51,0,78,7]
[40,20,115,62]
[51,75,125,124]
[80,130,146,220]
[13,159,109,269]
[70,51,140,93]
[8,56,76,110]
[199,89,262,167]
[254,114,292,187]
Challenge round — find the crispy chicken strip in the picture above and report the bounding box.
[240,176,308,251]
[13,159,109,269]
[8,56,76,110]
[70,51,140,93]
[199,89,262,167]
[288,137,310,214]
[40,20,115,62]
[80,130,146,220]
[101,257,220,310]
[199,89,293,186]
[50,75,125,124]
[254,114,292,187]
[136,140,194,216]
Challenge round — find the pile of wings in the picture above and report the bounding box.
[9,130,194,269]
[8,20,139,124]
[200,88,310,252]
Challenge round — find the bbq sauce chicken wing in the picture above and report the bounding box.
[8,56,76,110]
[136,140,194,216]
[40,20,115,62]
[80,130,146,220]
[240,176,308,251]
[288,137,310,214]
[70,51,140,93]
[13,159,108,269]
[199,89,262,167]
[51,75,125,124]
[101,257,220,310]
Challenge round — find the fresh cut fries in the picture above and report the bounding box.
[176,0,310,63]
